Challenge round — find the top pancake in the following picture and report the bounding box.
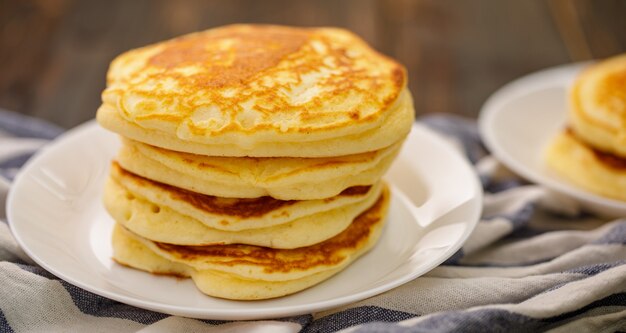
[570,53,626,158]
[97,24,414,157]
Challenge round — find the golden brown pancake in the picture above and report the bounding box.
[104,165,383,248]
[112,185,390,300]
[107,162,377,231]
[116,137,402,200]
[545,128,626,201]
[569,53,626,158]
[97,24,414,157]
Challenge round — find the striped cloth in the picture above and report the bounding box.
[0,110,625,332]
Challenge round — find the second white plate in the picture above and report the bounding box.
[8,121,482,320]
[479,62,626,217]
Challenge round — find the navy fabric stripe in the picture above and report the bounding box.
[443,248,464,265]
[0,153,35,170]
[484,202,535,230]
[505,202,536,230]
[13,263,313,326]
[201,314,311,327]
[12,263,168,325]
[356,309,540,333]
[448,256,555,268]
[14,261,313,327]
[479,174,490,189]
[0,169,18,182]
[352,294,626,332]
[13,256,311,327]
[0,109,62,139]
[302,306,415,333]
[277,314,312,327]
[484,179,527,194]
[420,115,487,164]
[0,309,15,333]
[565,261,626,275]
[592,222,626,245]
[507,225,551,240]
[451,253,625,269]
[198,319,229,325]
[539,262,624,295]
[60,282,169,325]
[14,263,57,279]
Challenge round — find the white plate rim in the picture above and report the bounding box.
[7,121,482,320]
[478,62,626,215]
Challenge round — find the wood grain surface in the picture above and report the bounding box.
[0,0,624,128]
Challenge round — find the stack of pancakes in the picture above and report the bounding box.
[546,54,626,201]
[96,24,414,300]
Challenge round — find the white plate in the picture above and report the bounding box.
[8,121,482,320]
[479,62,626,217]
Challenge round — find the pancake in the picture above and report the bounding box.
[104,169,382,248]
[112,185,390,300]
[570,53,626,158]
[116,137,402,200]
[545,129,626,201]
[97,24,414,157]
[108,162,378,231]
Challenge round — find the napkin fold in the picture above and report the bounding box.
[0,110,624,333]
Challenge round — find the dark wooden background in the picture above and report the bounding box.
[1,0,625,129]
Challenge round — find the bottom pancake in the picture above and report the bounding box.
[112,185,390,300]
[545,129,626,201]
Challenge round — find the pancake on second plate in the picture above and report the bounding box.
[546,129,626,201]
[104,163,382,248]
[569,53,626,158]
[97,24,414,157]
[116,137,402,200]
[112,185,390,300]
[546,53,626,200]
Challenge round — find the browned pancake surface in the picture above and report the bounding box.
[112,162,371,218]
[565,128,626,170]
[154,187,388,273]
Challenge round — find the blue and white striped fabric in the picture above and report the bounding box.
[0,110,624,332]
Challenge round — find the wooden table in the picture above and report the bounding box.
[1,0,624,129]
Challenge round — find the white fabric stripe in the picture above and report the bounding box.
[476,158,583,217]
[526,209,607,231]
[135,317,211,333]
[397,265,626,328]
[315,273,577,318]
[0,129,10,138]
[475,156,519,182]
[483,185,581,218]
[0,137,48,161]
[137,317,301,333]
[0,221,34,264]
[501,265,626,317]
[481,186,543,217]
[0,262,143,333]
[462,218,512,254]
[429,244,626,278]
[462,221,622,265]
[547,308,626,333]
